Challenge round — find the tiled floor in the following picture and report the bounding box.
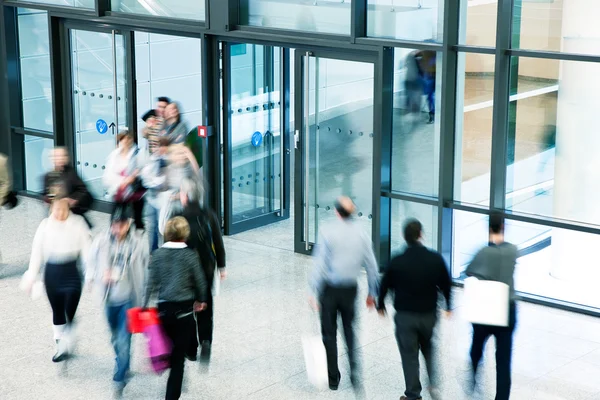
[3,198,600,399]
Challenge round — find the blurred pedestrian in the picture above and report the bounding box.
[377,219,451,400]
[22,199,91,362]
[155,96,170,120]
[177,178,226,362]
[466,213,518,400]
[104,130,146,230]
[143,217,207,400]
[141,109,161,157]
[86,204,148,396]
[163,102,188,145]
[141,137,170,251]
[43,147,93,228]
[309,196,379,391]
[0,153,17,209]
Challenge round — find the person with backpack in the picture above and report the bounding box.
[85,204,148,397]
[176,178,226,362]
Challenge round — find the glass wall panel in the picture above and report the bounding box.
[240,0,350,35]
[505,56,600,228]
[13,0,94,8]
[24,135,54,193]
[134,33,202,146]
[459,0,497,47]
[453,210,600,309]
[18,9,53,133]
[111,0,205,21]
[454,53,495,206]
[512,0,593,56]
[392,48,442,196]
[391,200,438,255]
[367,0,443,41]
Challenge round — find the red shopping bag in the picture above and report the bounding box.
[127,307,160,333]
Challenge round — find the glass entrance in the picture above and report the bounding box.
[70,28,128,199]
[223,43,290,234]
[294,52,375,253]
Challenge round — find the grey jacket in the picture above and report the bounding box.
[86,228,149,307]
[465,242,518,301]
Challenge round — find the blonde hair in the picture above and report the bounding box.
[164,216,190,242]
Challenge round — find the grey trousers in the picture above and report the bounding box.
[394,311,438,400]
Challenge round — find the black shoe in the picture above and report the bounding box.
[52,340,68,363]
[52,351,69,363]
[200,340,211,362]
[185,352,197,362]
[329,372,341,391]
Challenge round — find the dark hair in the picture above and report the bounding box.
[489,212,504,234]
[157,96,171,104]
[403,219,422,246]
[334,199,351,219]
[117,130,134,143]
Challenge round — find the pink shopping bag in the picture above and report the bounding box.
[144,324,172,374]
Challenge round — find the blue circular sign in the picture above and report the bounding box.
[251,131,263,147]
[96,119,108,134]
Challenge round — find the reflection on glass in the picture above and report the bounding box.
[71,30,128,199]
[134,33,202,145]
[459,0,497,46]
[240,0,351,35]
[229,45,282,223]
[367,0,443,41]
[391,200,438,255]
[512,0,589,55]
[24,135,54,193]
[455,53,495,206]
[453,210,600,309]
[14,0,94,8]
[305,57,374,244]
[392,48,442,196]
[505,57,600,228]
[18,9,53,133]
[111,0,205,21]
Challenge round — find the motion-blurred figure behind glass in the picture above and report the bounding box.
[309,196,379,391]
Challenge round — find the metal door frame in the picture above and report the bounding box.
[293,49,378,255]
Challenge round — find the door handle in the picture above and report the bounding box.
[304,52,310,251]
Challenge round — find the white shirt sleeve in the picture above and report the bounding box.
[103,150,124,196]
[27,219,48,279]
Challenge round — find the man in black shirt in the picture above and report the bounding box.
[377,219,451,400]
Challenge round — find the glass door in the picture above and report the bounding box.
[223,43,290,234]
[70,28,128,199]
[294,51,375,253]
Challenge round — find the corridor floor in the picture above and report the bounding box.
[2,199,600,399]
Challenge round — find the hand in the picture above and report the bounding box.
[219,269,227,280]
[194,301,207,312]
[366,296,376,310]
[308,296,320,312]
[443,310,452,319]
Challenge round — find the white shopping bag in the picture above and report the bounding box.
[463,277,510,327]
[302,335,329,390]
[212,266,220,297]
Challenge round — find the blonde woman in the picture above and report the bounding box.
[143,217,207,400]
[23,198,91,362]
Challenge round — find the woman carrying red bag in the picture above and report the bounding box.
[143,216,207,400]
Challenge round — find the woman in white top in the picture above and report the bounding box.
[103,130,146,230]
[23,199,91,362]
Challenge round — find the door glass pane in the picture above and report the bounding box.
[305,56,374,244]
[368,0,444,42]
[240,0,351,35]
[112,0,205,21]
[229,44,282,224]
[14,0,94,9]
[71,29,127,199]
[24,135,54,193]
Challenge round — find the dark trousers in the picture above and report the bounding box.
[320,285,357,384]
[470,303,517,400]
[188,286,214,356]
[113,198,145,230]
[158,301,194,400]
[44,261,82,326]
[394,311,438,400]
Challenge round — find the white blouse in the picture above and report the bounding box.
[27,214,92,278]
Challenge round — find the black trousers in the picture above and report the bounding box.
[320,285,357,384]
[187,286,214,357]
[470,303,517,400]
[158,300,194,400]
[44,261,82,326]
[394,311,438,400]
[112,198,145,230]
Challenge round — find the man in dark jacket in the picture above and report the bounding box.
[378,219,451,400]
[43,147,93,228]
[177,178,225,362]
